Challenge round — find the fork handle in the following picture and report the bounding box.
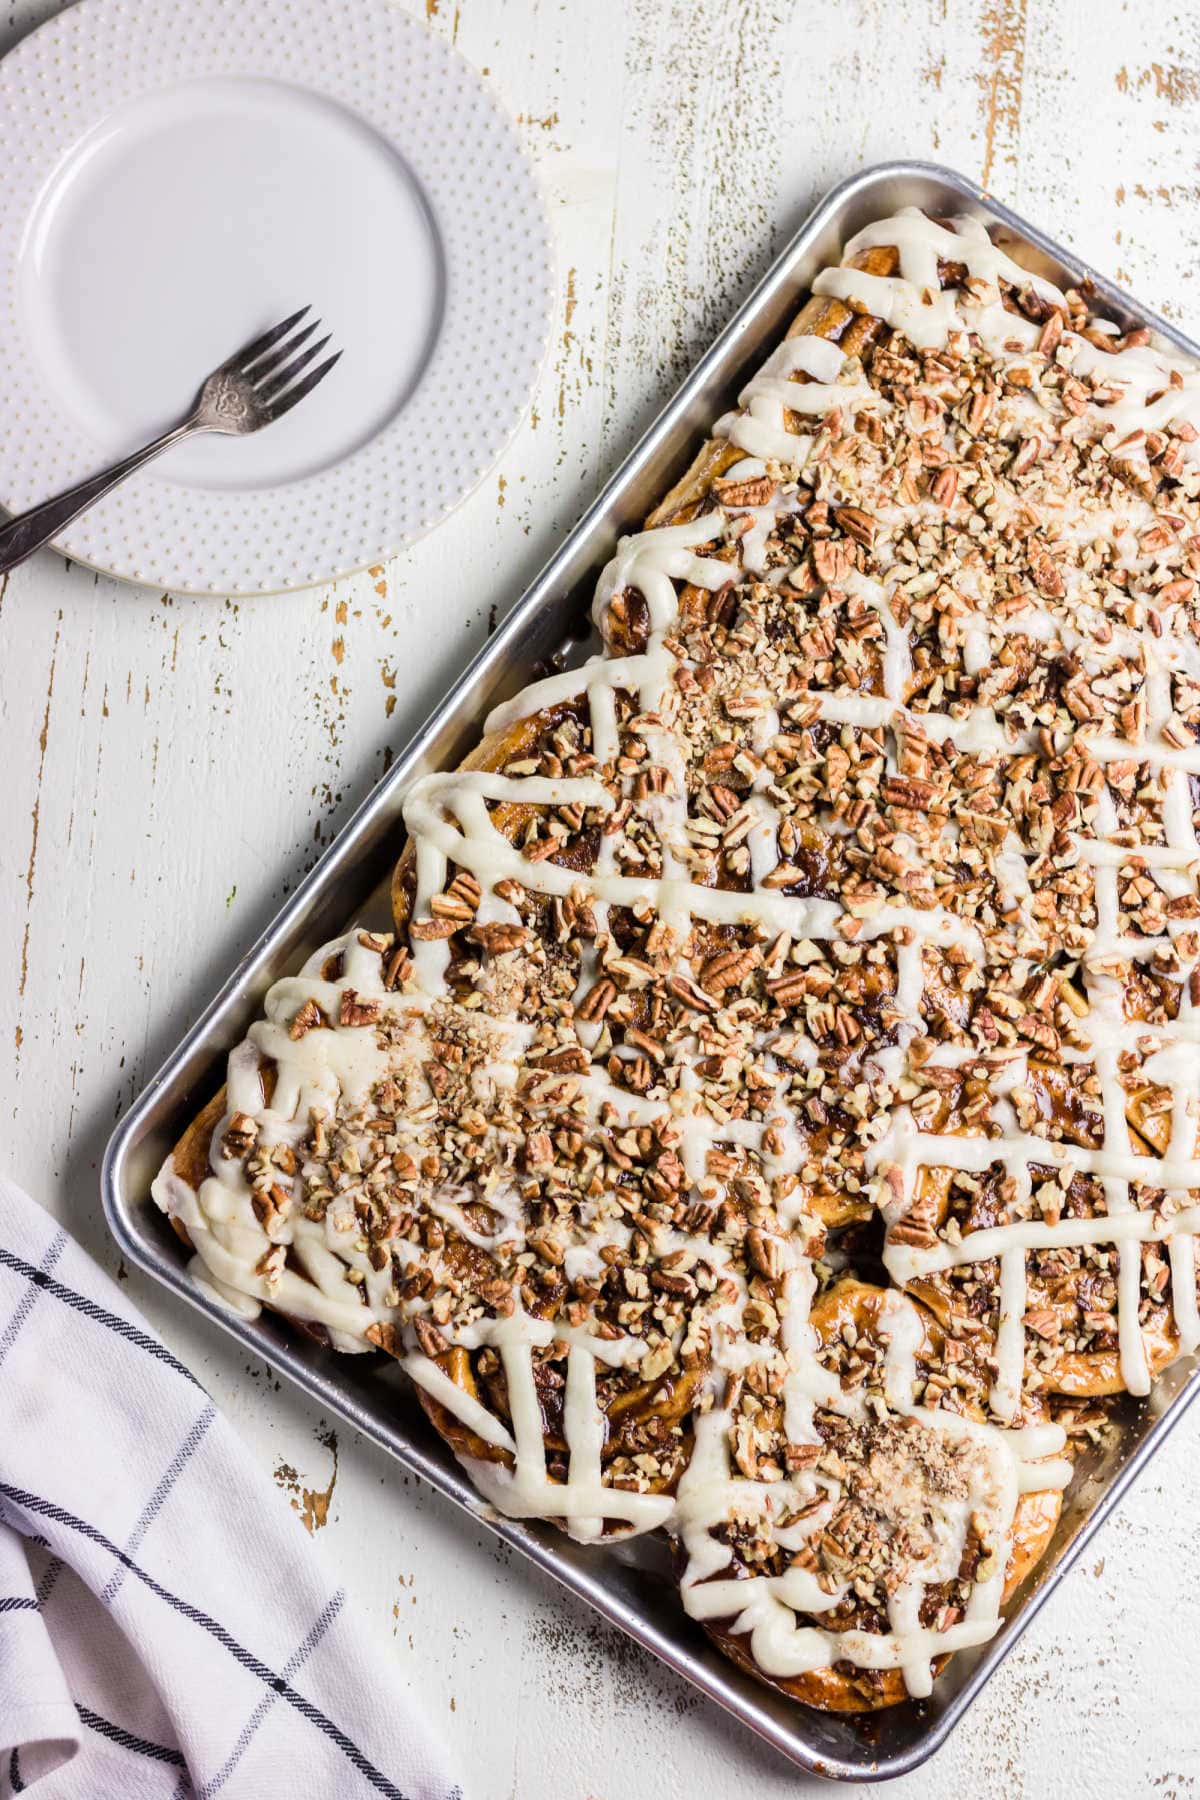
[0,420,201,577]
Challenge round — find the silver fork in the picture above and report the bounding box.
[0,306,342,576]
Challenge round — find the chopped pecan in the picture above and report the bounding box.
[413,1317,449,1359]
[931,466,958,507]
[470,922,529,954]
[408,916,460,941]
[383,945,412,988]
[746,1228,786,1282]
[667,973,718,1014]
[430,891,477,923]
[365,1321,402,1357]
[699,947,760,993]
[289,997,325,1039]
[713,473,774,508]
[220,1112,258,1159]
[834,504,876,547]
[887,1216,938,1250]
[1037,310,1064,356]
[339,988,381,1028]
[576,977,617,1021]
[812,537,854,583]
[527,1228,565,1267]
[251,1182,293,1233]
[524,1131,555,1170]
[649,1269,697,1298]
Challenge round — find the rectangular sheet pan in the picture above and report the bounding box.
[102,160,1200,1781]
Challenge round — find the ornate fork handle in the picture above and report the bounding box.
[0,421,196,577]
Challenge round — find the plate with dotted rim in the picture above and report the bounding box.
[0,0,554,594]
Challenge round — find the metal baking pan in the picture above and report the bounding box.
[102,160,1200,1781]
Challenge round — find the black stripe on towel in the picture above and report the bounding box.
[0,1246,204,1390]
[78,1705,188,1769]
[0,1484,411,1800]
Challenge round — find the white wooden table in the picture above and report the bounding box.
[3,1,1199,1793]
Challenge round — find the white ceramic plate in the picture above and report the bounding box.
[0,0,554,593]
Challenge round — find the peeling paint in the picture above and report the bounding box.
[977,0,1027,192]
[273,1429,338,1533]
[1116,61,1200,106]
[16,612,61,1024]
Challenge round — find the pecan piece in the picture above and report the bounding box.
[765,970,808,1006]
[576,977,617,1021]
[834,504,876,547]
[251,1182,293,1233]
[650,1269,697,1298]
[430,891,477,923]
[339,988,381,1028]
[469,921,529,954]
[667,973,718,1014]
[699,947,759,994]
[383,945,412,988]
[887,1216,938,1250]
[524,1131,555,1170]
[1036,310,1064,357]
[365,1321,402,1357]
[812,538,854,583]
[714,473,774,508]
[760,861,807,889]
[408,915,460,941]
[931,466,958,507]
[1030,550,1064,597]
[746,1228,786,1282]
[527,1228,565,1267]
[220,1112,258,1159]
[413,1317,449,1359]
[289,997,325,1039]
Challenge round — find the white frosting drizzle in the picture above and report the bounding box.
[154,204,1200,1697]
[715,334,887,467]
[674,1306,1069,1698]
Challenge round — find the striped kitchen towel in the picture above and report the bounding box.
[0,1176,463,1800]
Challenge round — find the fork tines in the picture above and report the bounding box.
[229,306,343,421]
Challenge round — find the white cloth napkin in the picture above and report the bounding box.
[0,1176,463,1800]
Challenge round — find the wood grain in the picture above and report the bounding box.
[3,2,1200,1793]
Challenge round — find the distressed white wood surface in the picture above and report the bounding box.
[3,1,1199,1793]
